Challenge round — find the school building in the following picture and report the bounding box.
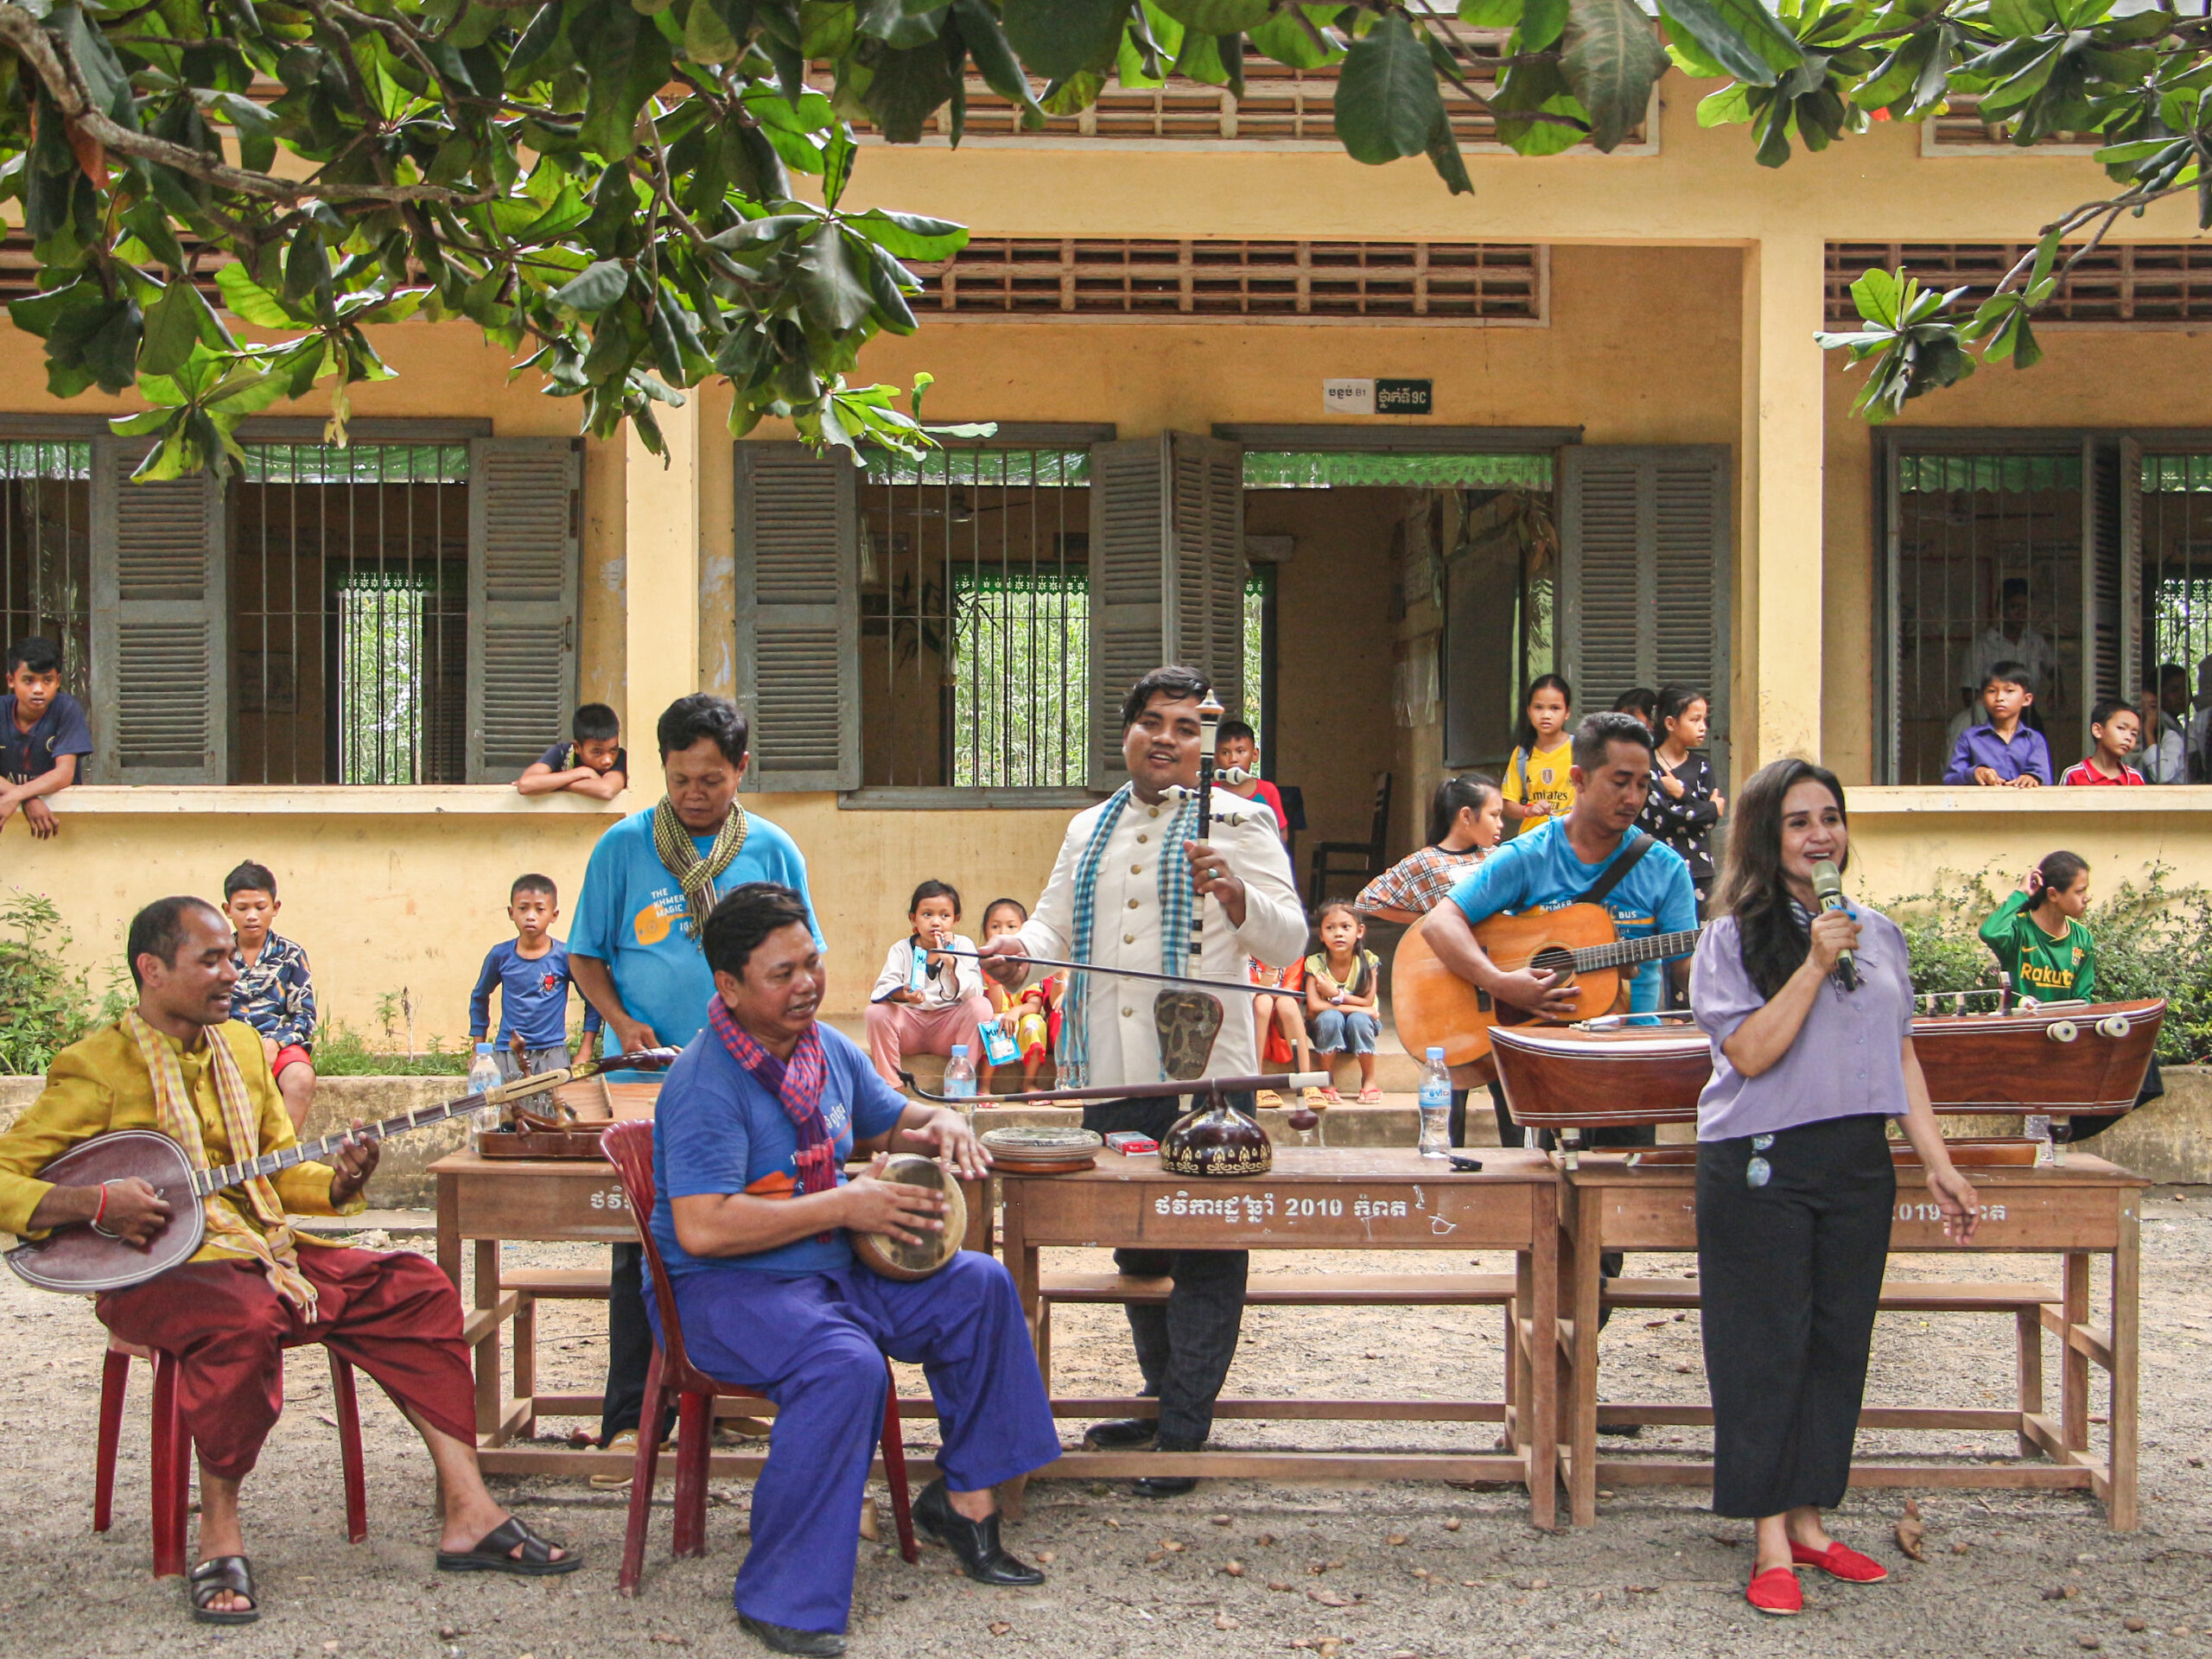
[8,57,2212,1042]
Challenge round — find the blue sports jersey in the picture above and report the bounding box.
[650,1020,907,1279]
[469,938,602,1048]
[569,807,823,1071]
[1444,817,1699,1014]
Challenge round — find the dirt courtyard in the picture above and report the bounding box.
[3,1192,2209,1659]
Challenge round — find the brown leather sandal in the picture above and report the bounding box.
[435,1516,582,1576]
[188,1555,258,1624]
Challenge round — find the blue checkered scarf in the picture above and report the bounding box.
[1057,783,1197,1089]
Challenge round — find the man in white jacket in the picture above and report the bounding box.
[981,665,1306,1497]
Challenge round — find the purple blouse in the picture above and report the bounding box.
[1690,907,1917,1142]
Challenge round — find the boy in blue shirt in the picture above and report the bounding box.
[651,882,1053,1652]
[469,874,603,1080]
[1944,661,2054,787]
[0,636,93,841]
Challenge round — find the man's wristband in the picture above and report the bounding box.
[88,1180,121,1239]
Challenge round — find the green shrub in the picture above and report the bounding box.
[0,892,111,1075]
[310,1020,469,1077]
[1882,864,2212,1063]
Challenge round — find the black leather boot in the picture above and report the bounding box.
[1083,1417,1159,1451]
[914,1480,1046,1586]
[1131,1436,1202,1498]
[737,1612,845,1656]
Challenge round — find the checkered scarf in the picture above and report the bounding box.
[1057,783,1196,1089]
[652,798,749,948]
[707,995,838,1240]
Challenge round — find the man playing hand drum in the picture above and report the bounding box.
[0,898,580,1625]
[649,883,1058,1657]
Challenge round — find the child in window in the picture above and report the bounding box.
[2062,698,2145,785]
[864,880,994,1090]
[1944,662,2053,786]
[1305,900,1382,1104]
[979,897,1060,1094]
[1249,955,1314,1110]
[0,635,92,840]
[222,860,318,1132]
[1637,684,1727,910]
[1215,719,1289,844]
[1503,674,1574,834]
[518,702,628,799]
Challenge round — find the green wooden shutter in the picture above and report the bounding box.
[89,436,228,784]
[466,437,580,783]
[1560,445,1732,780]
[2120,435,2143,704]
[733,442,857,791]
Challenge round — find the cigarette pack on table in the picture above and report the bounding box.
[1104,1131,1159,1156]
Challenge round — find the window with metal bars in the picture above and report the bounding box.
[2140,456,2212,752]
[232,442,469,785]
[0,439,92,702]
[860,448,1093,789]
[1828,243,2212,326]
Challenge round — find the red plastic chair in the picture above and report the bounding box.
[95,1339,367,1577]
[600,1119,919,1596]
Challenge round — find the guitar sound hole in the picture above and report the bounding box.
[1530,946,1577,983]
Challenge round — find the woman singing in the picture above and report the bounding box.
[1689,759,1980,1617]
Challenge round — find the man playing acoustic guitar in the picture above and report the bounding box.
[0,897,580,1624]
[1421,711,1700,1378]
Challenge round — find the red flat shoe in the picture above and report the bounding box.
[1746,1567,1802,1616]
[1791,1540,1890,1583]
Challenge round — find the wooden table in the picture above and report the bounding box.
[429,1147,988,1480]
[999,1145,1563,1527]
[1554,1151,2145,1529]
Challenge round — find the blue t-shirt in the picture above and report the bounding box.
[469,938,603,1048]
[650,1021,907,1280]
[569,808,823,1070]
[1445,817,1699,1014]
[0,691,92,785]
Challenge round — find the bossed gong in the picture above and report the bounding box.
[849,1154,969,1281]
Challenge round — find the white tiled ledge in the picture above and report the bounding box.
[1849,785,2212,814]
[49,785,633,816]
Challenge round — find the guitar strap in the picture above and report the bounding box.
[1575,832,1656,910]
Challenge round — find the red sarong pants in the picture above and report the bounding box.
[96,1248,477,1481]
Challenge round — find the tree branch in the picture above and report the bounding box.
[0,2,496,207]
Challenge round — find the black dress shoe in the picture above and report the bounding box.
[1132,1438,1202,1498]
[738,1612,846,1656]
[1084,1417,1160,1451]
[914,1479,1046,1586]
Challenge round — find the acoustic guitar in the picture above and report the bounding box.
[1390,904,1704,1069]
[3,1046,677,1296]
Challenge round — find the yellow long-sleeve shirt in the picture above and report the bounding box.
[0,1020,362,1247]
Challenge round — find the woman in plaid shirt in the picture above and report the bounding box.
[1355,776,1503,1147]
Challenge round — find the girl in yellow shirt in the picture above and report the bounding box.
[1503,674,1576,834]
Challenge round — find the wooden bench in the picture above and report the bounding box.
[1034,1269,1521,1424]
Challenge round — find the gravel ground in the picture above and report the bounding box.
[3,1190,2209,1659]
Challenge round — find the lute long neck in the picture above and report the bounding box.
[192,1088,494,1198]
[1570,925,1705,973]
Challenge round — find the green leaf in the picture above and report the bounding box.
[1696,80,1753,124]
[1246,7,1341,68]
[951,0,1048,121]
[1335,14,1445,164]
[1153,0,1271,32]
[683,0,741,60]
[140,281,202,377]
[552,259,632,312]
[823,124,857,207]
[1425,110,1473,194]
[1521,0,1570,51]
[1656,0,1800,86]
[213,264,298,327]
[1002,0,1128,80]
[860,41,962,141]
[844,208,969,258]
[1458,0,1520,23]
[795,227,876,331]
[1561,0,1668,150]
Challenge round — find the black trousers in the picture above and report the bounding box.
[601,1242,671,1445]
[1446,1083,1521,1150]
[1084,1093,1252,1447]
[1696,1113,1897,1519]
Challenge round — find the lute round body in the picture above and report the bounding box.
[2,1131,207,1294]
[849,1155,969,1281]
[1160,1091,1273,1177]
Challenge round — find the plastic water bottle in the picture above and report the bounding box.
[944,1045,977,1108]
[1418,1046,1452,1159]
[468,1043,501,1101]
[2025,1112,2055,1166]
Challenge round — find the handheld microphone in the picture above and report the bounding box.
[1810,859,1858,991]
